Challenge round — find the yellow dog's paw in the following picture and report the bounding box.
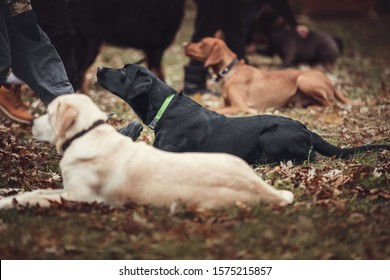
[279,190,294,206]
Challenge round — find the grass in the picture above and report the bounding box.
[0,6,389,259]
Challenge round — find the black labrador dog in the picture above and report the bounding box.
[249,10,343,67]
[97,64,389,165]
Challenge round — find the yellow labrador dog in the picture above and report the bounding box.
[0,94,293,209]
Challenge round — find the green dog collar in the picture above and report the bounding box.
[148,94,175,130]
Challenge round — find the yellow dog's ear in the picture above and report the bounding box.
[55,102,79,138]
[204,42,224,68]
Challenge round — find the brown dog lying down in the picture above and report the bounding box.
[184,37,359,115]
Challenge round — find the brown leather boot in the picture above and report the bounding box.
[0,84,33,124]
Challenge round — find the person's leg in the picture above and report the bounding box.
[0,5,11,86]
[190,0,221,42]
[183,59,211,95]
[0,5,33,124]
[7,17,73,106]
[32,0,80,90]
[223,0,251,60]
[183,0,222,95]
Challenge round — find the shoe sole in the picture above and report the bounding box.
[0,105,33,124]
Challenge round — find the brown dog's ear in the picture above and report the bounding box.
[204,42,224,67]
[55,102,79,138]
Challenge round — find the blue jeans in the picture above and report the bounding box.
[0,2,73,106]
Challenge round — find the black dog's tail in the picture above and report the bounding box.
[332,36,344,54]
[312,132,389,159]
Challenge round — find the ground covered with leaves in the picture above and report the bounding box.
[0,9,389,259]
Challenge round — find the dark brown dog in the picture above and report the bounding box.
[184,37,359,115]
[249,10,343,67]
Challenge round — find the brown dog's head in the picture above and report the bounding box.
[184,37,237,70]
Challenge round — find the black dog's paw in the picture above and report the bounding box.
[119,120,143,141]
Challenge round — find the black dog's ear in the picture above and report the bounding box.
[132,69,153,96]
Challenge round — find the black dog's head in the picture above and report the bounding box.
[97,64,177,123]
[97,64,156,100]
